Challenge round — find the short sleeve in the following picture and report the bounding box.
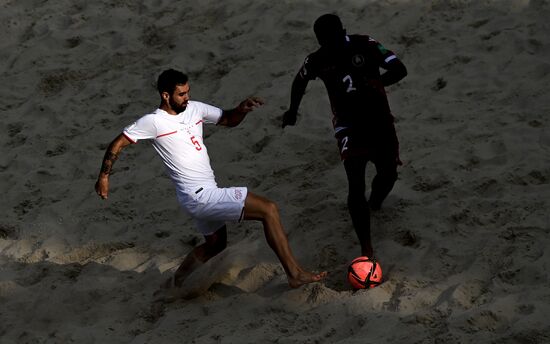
[198,102,223,124]
[369,37,398,68]
[298,55,318,80]
[123,114,157,143]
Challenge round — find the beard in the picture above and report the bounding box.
[170,98,188,113]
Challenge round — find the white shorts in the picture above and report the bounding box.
[176,186,248,235]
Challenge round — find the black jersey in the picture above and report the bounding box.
[298,35,399,129]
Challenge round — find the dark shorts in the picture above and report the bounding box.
[335,124,400,162]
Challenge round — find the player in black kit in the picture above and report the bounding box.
[282,14,407,258]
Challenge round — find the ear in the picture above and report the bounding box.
[161,91,170,102]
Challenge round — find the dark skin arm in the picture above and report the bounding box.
[282,74,309,128]
[362,58,408,96]
[217,97,264,127]
[381,59,407,86]
[95,134,133,199]
[283,59,407,128]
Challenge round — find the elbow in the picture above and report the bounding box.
[394,61,407,81]
[218,118,239,128]
[382,61,407,86]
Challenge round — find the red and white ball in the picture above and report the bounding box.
[347,256,383,289]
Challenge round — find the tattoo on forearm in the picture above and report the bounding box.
[101,151,118,175]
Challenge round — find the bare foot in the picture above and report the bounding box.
[288,270,327,288]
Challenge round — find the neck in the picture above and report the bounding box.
[159,102,177,115]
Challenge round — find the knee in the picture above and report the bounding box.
[348,197,367,214]
[348,189,366,204]
[263,199,279,219]
[204,227,227,256]
[378,167,398,183]
[381,171,398,186]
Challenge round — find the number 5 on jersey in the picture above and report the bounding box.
[190,136,202,151]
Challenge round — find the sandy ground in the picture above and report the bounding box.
[1,0,550,343]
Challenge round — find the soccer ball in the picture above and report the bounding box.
[347,256,383,289]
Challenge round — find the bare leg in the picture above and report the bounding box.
[243,192,326,288]
[369,156,398,211]
[170,225,227,287]
[343,156,374,257]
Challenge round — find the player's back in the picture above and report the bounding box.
[307,35,393,128]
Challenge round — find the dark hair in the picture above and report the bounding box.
[313,14,345,47]
[157,69,188,94]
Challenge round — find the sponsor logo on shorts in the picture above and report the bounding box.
[234,189,243,200]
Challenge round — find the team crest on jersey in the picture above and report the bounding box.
[352,54,365,67]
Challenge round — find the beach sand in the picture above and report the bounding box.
[1,0,549,342]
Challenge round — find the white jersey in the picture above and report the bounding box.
[123,101,223,194]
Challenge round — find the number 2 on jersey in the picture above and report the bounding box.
[190,136,202,151]
[343,75,356,93]
[340,136,349,154]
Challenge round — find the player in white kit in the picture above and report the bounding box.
[95,69,326,290]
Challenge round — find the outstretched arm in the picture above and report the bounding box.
[95,133,133,199]
[282,73,309,128]
[381,59,407,86]
[217,97,264,127]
